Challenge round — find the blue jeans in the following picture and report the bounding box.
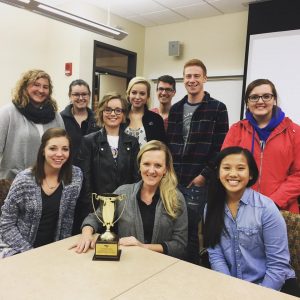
[179,185,208,264]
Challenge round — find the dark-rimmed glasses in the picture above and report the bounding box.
[71,93,89,98]
[103,107,124,115]
[157,87,174,93]
[248,93,274,102]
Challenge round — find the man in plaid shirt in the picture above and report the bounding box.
[167,59,229,264]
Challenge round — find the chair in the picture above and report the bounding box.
[281,210,300,284]
[0,179,12,216]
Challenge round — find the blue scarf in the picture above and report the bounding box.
[246,107,285,152]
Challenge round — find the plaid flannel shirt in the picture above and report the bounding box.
[167,92,229,186]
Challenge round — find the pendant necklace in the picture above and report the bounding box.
[45,178,59,190]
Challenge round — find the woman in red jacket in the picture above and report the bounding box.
[223,79,300,213]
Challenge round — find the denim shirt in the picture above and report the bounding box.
[207,188,295,291]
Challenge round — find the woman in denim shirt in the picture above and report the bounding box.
[203,146,299,297]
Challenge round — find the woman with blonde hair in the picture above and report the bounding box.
[72,140,188,258]
[73,92,139,233]
[0,69,64,179]
[125,76,166,146]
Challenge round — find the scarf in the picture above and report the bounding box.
[15,100,56,124]
[246,106,285,153]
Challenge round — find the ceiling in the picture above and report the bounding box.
[39,0,263,27]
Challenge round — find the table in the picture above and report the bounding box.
[0,236,297,300]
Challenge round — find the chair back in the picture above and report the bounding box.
[0,179,12,216]
[281,210,300,284]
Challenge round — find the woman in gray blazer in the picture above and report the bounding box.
[71,140,188,259]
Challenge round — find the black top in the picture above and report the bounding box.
[137,188,168,254]
[125,105,167,144]
[33,184,63,248]
[73,127,140,235]
[60,104,99,159]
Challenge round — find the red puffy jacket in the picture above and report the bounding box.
[222,117,300,213]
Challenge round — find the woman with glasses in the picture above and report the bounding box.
[222,79,300,213]
[61,79,98,159]
[73,92,140,233]
[125,77,167,147]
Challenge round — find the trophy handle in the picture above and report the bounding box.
[112,195,127,226]
[91,193,105,226]
[91,193,127,228]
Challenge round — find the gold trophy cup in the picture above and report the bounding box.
[92,193,126,261]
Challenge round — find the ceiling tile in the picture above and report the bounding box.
[142,10,187,25]
[154,0,205,8]
[129,15,158,27]
[34,0,252,27]
[108,0,164,14]
[206,0,248,13]
[174,3,222,19]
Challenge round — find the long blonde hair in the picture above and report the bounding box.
[12,69,58,110]
[137,140,180,218]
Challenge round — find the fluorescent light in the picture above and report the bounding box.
[0,0,128,40]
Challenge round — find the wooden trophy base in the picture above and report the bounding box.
[92,236,121,261]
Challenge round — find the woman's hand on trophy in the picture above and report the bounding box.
[119,236,143,247]
[69,226,97,253]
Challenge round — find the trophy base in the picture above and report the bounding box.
[92,236,121,261]
[93,250,122,261]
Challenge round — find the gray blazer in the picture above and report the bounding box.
[82,181,188,258]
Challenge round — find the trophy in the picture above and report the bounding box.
[91,193,126,261]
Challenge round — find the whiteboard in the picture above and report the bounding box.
[247,29,300,125]
[150,77,243,125]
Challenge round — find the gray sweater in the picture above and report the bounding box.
[0,103,65,179]
[0,166,83,258]
[82,181,188,258]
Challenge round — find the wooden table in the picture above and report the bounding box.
[0,236,297,300]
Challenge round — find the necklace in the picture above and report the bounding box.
[44,178,60,190]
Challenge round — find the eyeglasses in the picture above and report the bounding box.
[248,93,274,102]
[71,93,89,98]
[157,87,174,93]
[103,107,124,115]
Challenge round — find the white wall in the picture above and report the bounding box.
[0,2,145,110]
[247,30,300,124]
[144,11,248,124]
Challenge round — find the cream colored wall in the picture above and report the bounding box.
[144,12,247,122]
[0,2,246,118]
[0,2,145,110]
[144,11,247,79]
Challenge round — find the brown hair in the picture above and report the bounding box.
[68,79,91,97]
[95,92,128,127]
[245,79,278,106]
[12,69,58,110]
[183,59,207,77]
[32,128,72,185]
